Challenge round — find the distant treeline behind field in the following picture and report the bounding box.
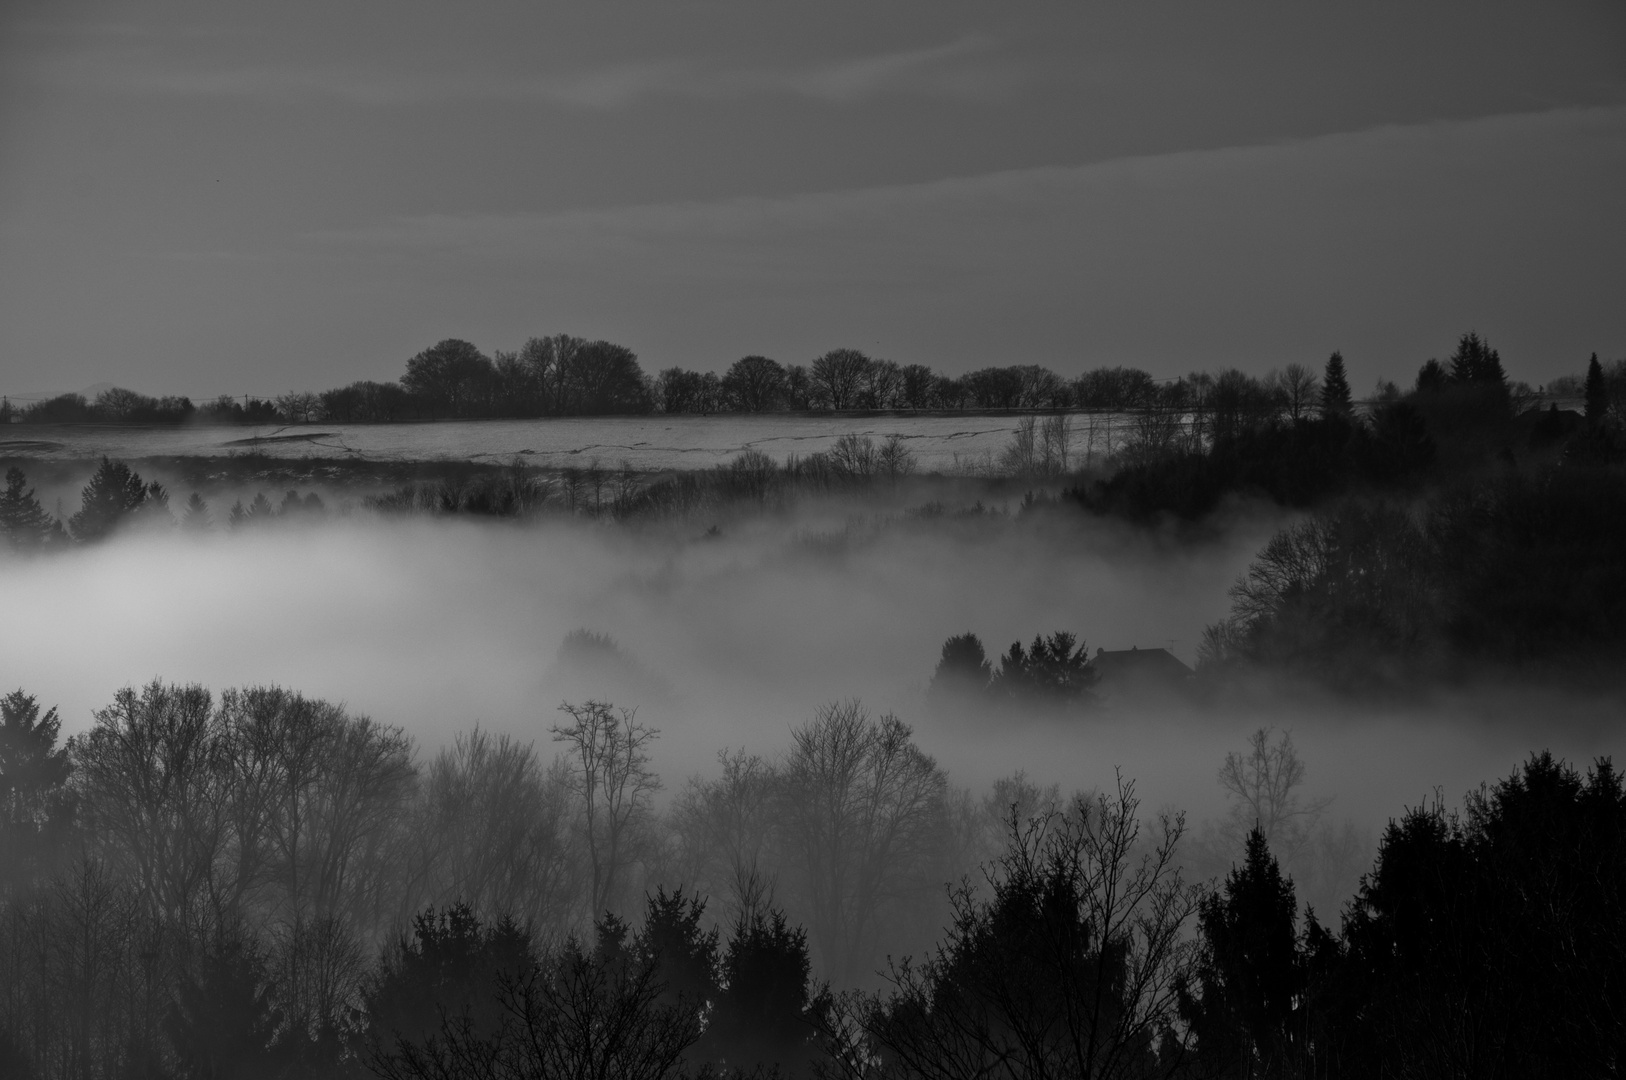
[5,331,1620,426]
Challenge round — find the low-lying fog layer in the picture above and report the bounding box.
[2,490,1618,887]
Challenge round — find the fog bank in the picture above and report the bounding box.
[2,497,1617,842]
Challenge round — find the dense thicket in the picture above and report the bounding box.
[1197,458,1626,689]
[1035,340,1626,691]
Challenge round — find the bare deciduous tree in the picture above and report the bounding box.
[74,682,229,932]
[1040,412,1073,475]
[552,701,660,921]
[1276,363,1321,422]
[413,727,578,934]
[780,701,947,985]
[811,349,873,410]
[668,748,780,925]
[1217,727,1330,863]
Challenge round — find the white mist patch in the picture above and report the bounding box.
[1,502,1616,854]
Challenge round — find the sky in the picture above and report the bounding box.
[2,1,1623,399]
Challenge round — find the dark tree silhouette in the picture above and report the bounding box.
[810,348,872,410]
[626,886,719,1015]
[705,907,825,1078]
[571,341,651,414]
[0,689,74,894]
[1415,357,1447,394]
[68,457,160,542]
[722,355,788,412]
[0,467,58,553]
[990,631,1100,704]
[864,780,1199,1079]
[402,339,497,417]
[1361,400,1436,482]
[1448,331,1506,388]
[927,633,993,702]
[1180,829,1306,1078]
[165,932,289,1080]
[1585,351,1609,425]
[1335,753,1626,1078]
[1319,351,1352,415]
[367,903,537,1057]
[372,906,701,1080]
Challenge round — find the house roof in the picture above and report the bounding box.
[1091,647,1193,681]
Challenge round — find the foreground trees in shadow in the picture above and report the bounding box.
[862,777,1200,1079]
[0,676,1620,1077]
[1177,752,1626,1079]
[367,891,827,1080]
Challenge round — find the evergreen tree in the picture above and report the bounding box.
[0,689,74,893]
[705,908,823,1078]
[1414,357,1447,394]
[990,631,1099,703]
[0,468,57,553]
[1448,331,1507,388]
[634,886,720,1014]
[1181,828,1304,1078]
[1478,343,1507,388]
[927,633,992,700]
[165,933,289,1080]
[181,492,212,531]
[366,903,537,1055]
[1320,352,1352,415]
[1585,352,1609,425]
[67,457,150,542]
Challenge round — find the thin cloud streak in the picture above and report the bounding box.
[23,34,1010,109]
[309,104,1626,266]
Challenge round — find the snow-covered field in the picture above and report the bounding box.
[2,413,1136,471]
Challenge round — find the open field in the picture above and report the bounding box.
[0,412,1142,472]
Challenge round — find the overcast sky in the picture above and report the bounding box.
[2,1,1623,398]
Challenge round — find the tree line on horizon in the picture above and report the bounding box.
[5,332,1618,427]
[0,677,1620,1078]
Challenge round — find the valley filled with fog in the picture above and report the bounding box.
[5,476,1613,877]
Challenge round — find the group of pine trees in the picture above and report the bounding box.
[926,630,1101,707]
[0,459,329,551]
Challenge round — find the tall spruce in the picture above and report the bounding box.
[1448,331,1507,388]
[0,468,57,553]
[0,689,73,893]
[1320,352,1352,415]
[1585,352,1608,425]
[68,457,151,542]
[181,492,213,531]
[1415,357,1447,394]
[1181,828,1305,1078]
